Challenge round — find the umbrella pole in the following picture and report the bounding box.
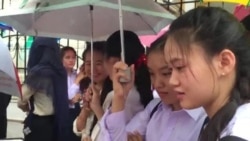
[118,0,125,62]
[90,5,94,86]
[118,0,131,83]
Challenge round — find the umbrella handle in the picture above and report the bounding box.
[119,67,131,83]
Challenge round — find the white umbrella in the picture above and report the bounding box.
[0,0,175,41]
[0,139,23,141]
[0,0,175,84]
[0,38,22,98]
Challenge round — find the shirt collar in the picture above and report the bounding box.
[72,69,77,74]
[68,69,77,76]
[184,108,206,121]
[159,103,206,121]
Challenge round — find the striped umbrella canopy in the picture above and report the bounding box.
[200,0,250,6]
[0,22,13,31]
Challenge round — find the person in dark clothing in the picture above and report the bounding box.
[0,93,11,139]
[17,37,69,141]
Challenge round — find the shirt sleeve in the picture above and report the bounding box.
[126,99,160,133]
[73,117,83,136]
[68,83,80,100]
[100,110,128,141]
[99,99,160,141]
[17,84,34,107]
[72,113,95,138]
[123,87,144,122]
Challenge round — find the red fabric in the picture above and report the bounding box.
[234,5,250,21]
[13,64,22,99]
[135,54,147,70]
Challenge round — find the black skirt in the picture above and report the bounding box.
[23,113,55,141]
[68,104,81,141]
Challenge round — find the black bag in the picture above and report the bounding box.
[220,136,247,141]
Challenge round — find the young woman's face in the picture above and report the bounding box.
[62,50,76,70]
[84,51,107,83]
[147,50,179,106]
[164,38,220,110]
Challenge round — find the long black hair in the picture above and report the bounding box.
[105,30,153,107]
[80,41,113,134]
[167,7,250,141]
[80,41,109,104]
[241,14,250,31]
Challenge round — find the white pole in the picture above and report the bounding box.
[90,5,94,85]
[118,0,125,62]
[118,0,131,83]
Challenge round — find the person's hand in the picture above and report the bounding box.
[75,72,86,84]
[79,104,91,118]
[84,84,104,120]
[88,84,101,111]
[80,64,85,73]
[77,91,92,131]
[127,131,143,141]
[18,103,30,112]
[81,94,90,110]
[82,136,92,141]
[112,61,135,98]
[71,93,82,104]
[111,62,135,113]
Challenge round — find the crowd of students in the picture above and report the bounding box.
[15,7,250,141]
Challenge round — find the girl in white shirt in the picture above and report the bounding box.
[73,42,110,140]
[61,47,81,141]
[99,33,206,141]
[164,7,250,141]
[80,30,154,141]
[61,47,81,107]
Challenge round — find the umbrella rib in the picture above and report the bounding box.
[135,13,157,34]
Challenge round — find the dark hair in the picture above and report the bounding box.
[146,32,168,57]
[241,15,250,31]
[168,7,250,141]
[105,30,153,107]
[27,38,62,73]
[60,46,76,60]
[90,77,113,134]
[79,77,91,93]
[81,41,110,134]
[82,41,106,61]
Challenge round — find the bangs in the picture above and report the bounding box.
[171,28,196,56]
[165,28,203,81]
[167,27,217,86]
[166,28,196,65]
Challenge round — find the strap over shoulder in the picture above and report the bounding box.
[149,101,161,119]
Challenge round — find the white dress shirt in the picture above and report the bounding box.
[220,103,250,140]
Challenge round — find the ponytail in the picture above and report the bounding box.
[134,55,153,107]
